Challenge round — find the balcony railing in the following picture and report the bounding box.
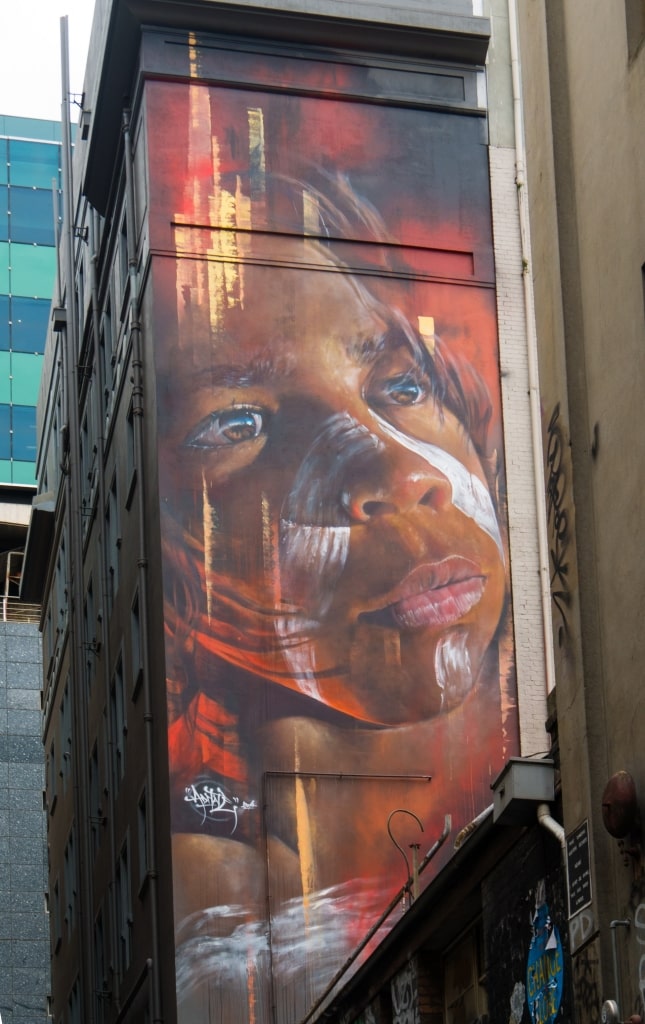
[1,596,41,624]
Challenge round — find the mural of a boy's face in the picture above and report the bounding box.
[160,240,506,725]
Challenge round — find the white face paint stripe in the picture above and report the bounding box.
[371,413,504,558]
[277,524,350,699]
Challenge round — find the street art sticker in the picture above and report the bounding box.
[148,41,519,1024]
[527,889,564,1024]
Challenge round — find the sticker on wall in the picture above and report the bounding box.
[526,885,564,1024]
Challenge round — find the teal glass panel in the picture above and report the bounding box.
[10,187,56,245]
[11,297,49,353]
[0,295,8,350]
[12,405,37,461]
[0,242,9,293]
[11,353,43,404]
[0,354,10,402]
[0,405,9,459]
[9,243,56,298]
[0,460,11,482]
[0,139,7,185]
[9,140,61,189]
[0,185,7,241]
[0,116,63,143]
[11,460,37,484]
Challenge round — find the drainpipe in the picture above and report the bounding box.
[88,207,121,1011]
[610,919,630,1021]
[507,0,557,698]
[122,106,163,1024]
[537,803,571,934]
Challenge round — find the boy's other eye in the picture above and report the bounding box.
[184,407,266,448]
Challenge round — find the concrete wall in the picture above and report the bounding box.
[0,622,49,1024]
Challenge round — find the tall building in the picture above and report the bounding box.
[0,115,60,488]
[517,2,645,1020]
[29,1,624,1022]
[0,115,60,1024]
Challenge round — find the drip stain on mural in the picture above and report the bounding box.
[148,47,520,1023]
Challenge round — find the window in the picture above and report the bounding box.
[60,678,72,794]
[63,827,77,939]
[105,474,120,610]
[89,741,101,851]
[137,788,148,885]
[9,241,57,298]
[8,139,61,188]
[9,186,56,245]
[94,907,108,1023]
[99,299,114,412]
[0,404,9,460]
[55,532,67,629]
[125,400,136,505]
[11,404,37,462]
[110,655,126,789]
[10,296,49,353]
[52,878,62,952]
[89,742,102,854]
[68,976,81,1024]
[443,925,488,1024]
[131,589,142,698]
[115,838,132,976]
[83,577,97,686]
[48,740,57,811]
[118,214,129,315]
[0,185,7,242]
[0,294,9,350]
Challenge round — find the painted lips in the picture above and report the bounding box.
[360,558,486,631]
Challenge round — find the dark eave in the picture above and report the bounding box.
[20,492,56,605]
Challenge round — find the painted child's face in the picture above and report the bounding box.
[160,244,506,724]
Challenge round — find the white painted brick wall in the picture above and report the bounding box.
[489,143,550,756]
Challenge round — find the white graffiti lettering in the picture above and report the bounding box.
[184,781,257,831]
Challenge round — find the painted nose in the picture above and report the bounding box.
[341,449,453,523]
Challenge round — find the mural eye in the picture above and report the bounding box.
[184,407,266,448]
[382,373,427,406]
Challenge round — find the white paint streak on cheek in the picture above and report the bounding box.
[372,414,503,558]
[276,523,350,702]
[434,632,473,710]
[279,523,350,615]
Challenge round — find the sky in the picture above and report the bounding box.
[0,2,96,123]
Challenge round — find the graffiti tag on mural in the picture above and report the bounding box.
[391,960,420,1024]
[184,780,257,830]
[572,945,600,1024]
[545,403,571,640]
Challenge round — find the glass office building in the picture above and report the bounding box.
[0,115,62,486]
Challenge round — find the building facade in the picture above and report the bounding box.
[25,1,600,1023]
[0,115,60,487]
[0,114,61,1024]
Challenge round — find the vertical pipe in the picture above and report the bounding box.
[122,107,163,1024]
[60,15,95,1022]
[507,0,557,698]
[88,207,121,1011]
[610,919,630,1019]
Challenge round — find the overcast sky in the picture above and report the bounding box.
[1,2,95,123]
